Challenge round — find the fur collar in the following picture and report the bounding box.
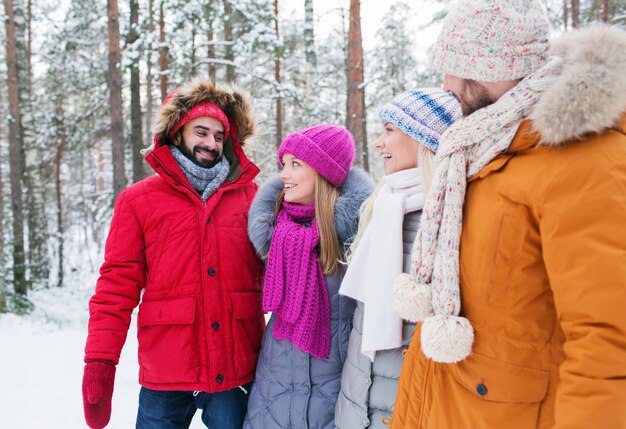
[531,25,626,145]
[154,79,256,147]
[247,168,374,257]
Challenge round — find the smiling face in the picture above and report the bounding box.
[174,116,225,168]
[280,153,317,205]
[374,122,422,175]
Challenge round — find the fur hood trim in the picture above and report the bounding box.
[153,79,256,147]
[247,168,374,257]
[531,25,626,145]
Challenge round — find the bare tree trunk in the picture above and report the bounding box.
[3,0,27,293]
[17,0,49,286]
[190,27,197,77]
[146,0,154,147]
[346,0,368,171]
[207,0,216,83]
[97,140,104,193]
[571,0,580,28]
[0,79,4,259]
[24,166,49,285]
[107,0,126,201]
[189,25,197,77]
[129,0,144,183]
[223,0,236,83]
[207,31,216,82]
[603,0,610,22]
[54,99,66,288]
[26,0,32,94]
[563,0,569,30]
[0,78,5,312]
[159,0,168,100]
[304,0,317,98]
[274,0,283,148]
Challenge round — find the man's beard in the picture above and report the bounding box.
[459,79,497,116]
[179,141,223,169]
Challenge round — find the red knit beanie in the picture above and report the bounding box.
[168,102,230,139]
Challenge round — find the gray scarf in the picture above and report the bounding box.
[169,145,231,201]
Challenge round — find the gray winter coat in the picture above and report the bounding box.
[244,169,374,429]
[334,210,421,429]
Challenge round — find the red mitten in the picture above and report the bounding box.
[82,360,116,429]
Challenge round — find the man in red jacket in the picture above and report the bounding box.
[82,79,265,429]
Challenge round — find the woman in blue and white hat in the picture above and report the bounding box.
[335,88,462,429]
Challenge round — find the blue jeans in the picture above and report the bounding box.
[136,383,252,428]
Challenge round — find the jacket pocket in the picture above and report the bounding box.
[137,296,200,383]
[427,352,549,429]
[229,291,265,378]
[488,212,525,308]
[146,220,171,284]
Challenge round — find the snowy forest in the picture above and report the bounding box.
[0,0,624,314]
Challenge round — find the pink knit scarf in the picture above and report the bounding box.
[263,201,330,359]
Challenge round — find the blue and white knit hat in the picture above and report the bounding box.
[378,88,462,152]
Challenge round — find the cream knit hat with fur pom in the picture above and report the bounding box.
[430,0,550,82]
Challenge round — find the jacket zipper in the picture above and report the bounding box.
[151,150,253,388]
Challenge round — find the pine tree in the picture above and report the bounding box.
[223,0,236,83]
[159,0,168,100]
[37,0,111,288]
[3,0,28,303]
[145,0,156,146]
[0,74,6,312]
[368,2,418,100]
[274,0,283,148]
[107,0,127,202]
[128,0,145,183]
[346,0,368,171]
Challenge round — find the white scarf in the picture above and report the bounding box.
[392,57,564,364]
[340,168,424,361]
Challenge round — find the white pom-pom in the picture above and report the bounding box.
[421,315,474,363]
[392,273,434,322]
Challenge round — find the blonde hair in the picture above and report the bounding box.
[346,144,436,261]
[417,143,436,195]
[272,173,342,276]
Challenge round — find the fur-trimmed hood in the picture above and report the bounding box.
[247,168,374,257]
[153,79,256,147]
[531,25,626,145]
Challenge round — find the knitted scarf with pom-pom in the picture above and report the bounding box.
[263,201,330,359]
[393,57,563,364]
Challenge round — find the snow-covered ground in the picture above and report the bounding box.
[0,287,205,428]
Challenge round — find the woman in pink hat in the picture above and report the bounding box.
[243,124,374,429]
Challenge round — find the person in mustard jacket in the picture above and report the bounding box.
[390,1,626,428]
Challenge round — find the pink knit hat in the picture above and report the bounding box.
[430,0,550,82]
[278,124,355,187]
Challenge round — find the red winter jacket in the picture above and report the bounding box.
[84,136,264,393]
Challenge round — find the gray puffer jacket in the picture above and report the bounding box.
[334,210,421,429]
[244,169,374,429]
